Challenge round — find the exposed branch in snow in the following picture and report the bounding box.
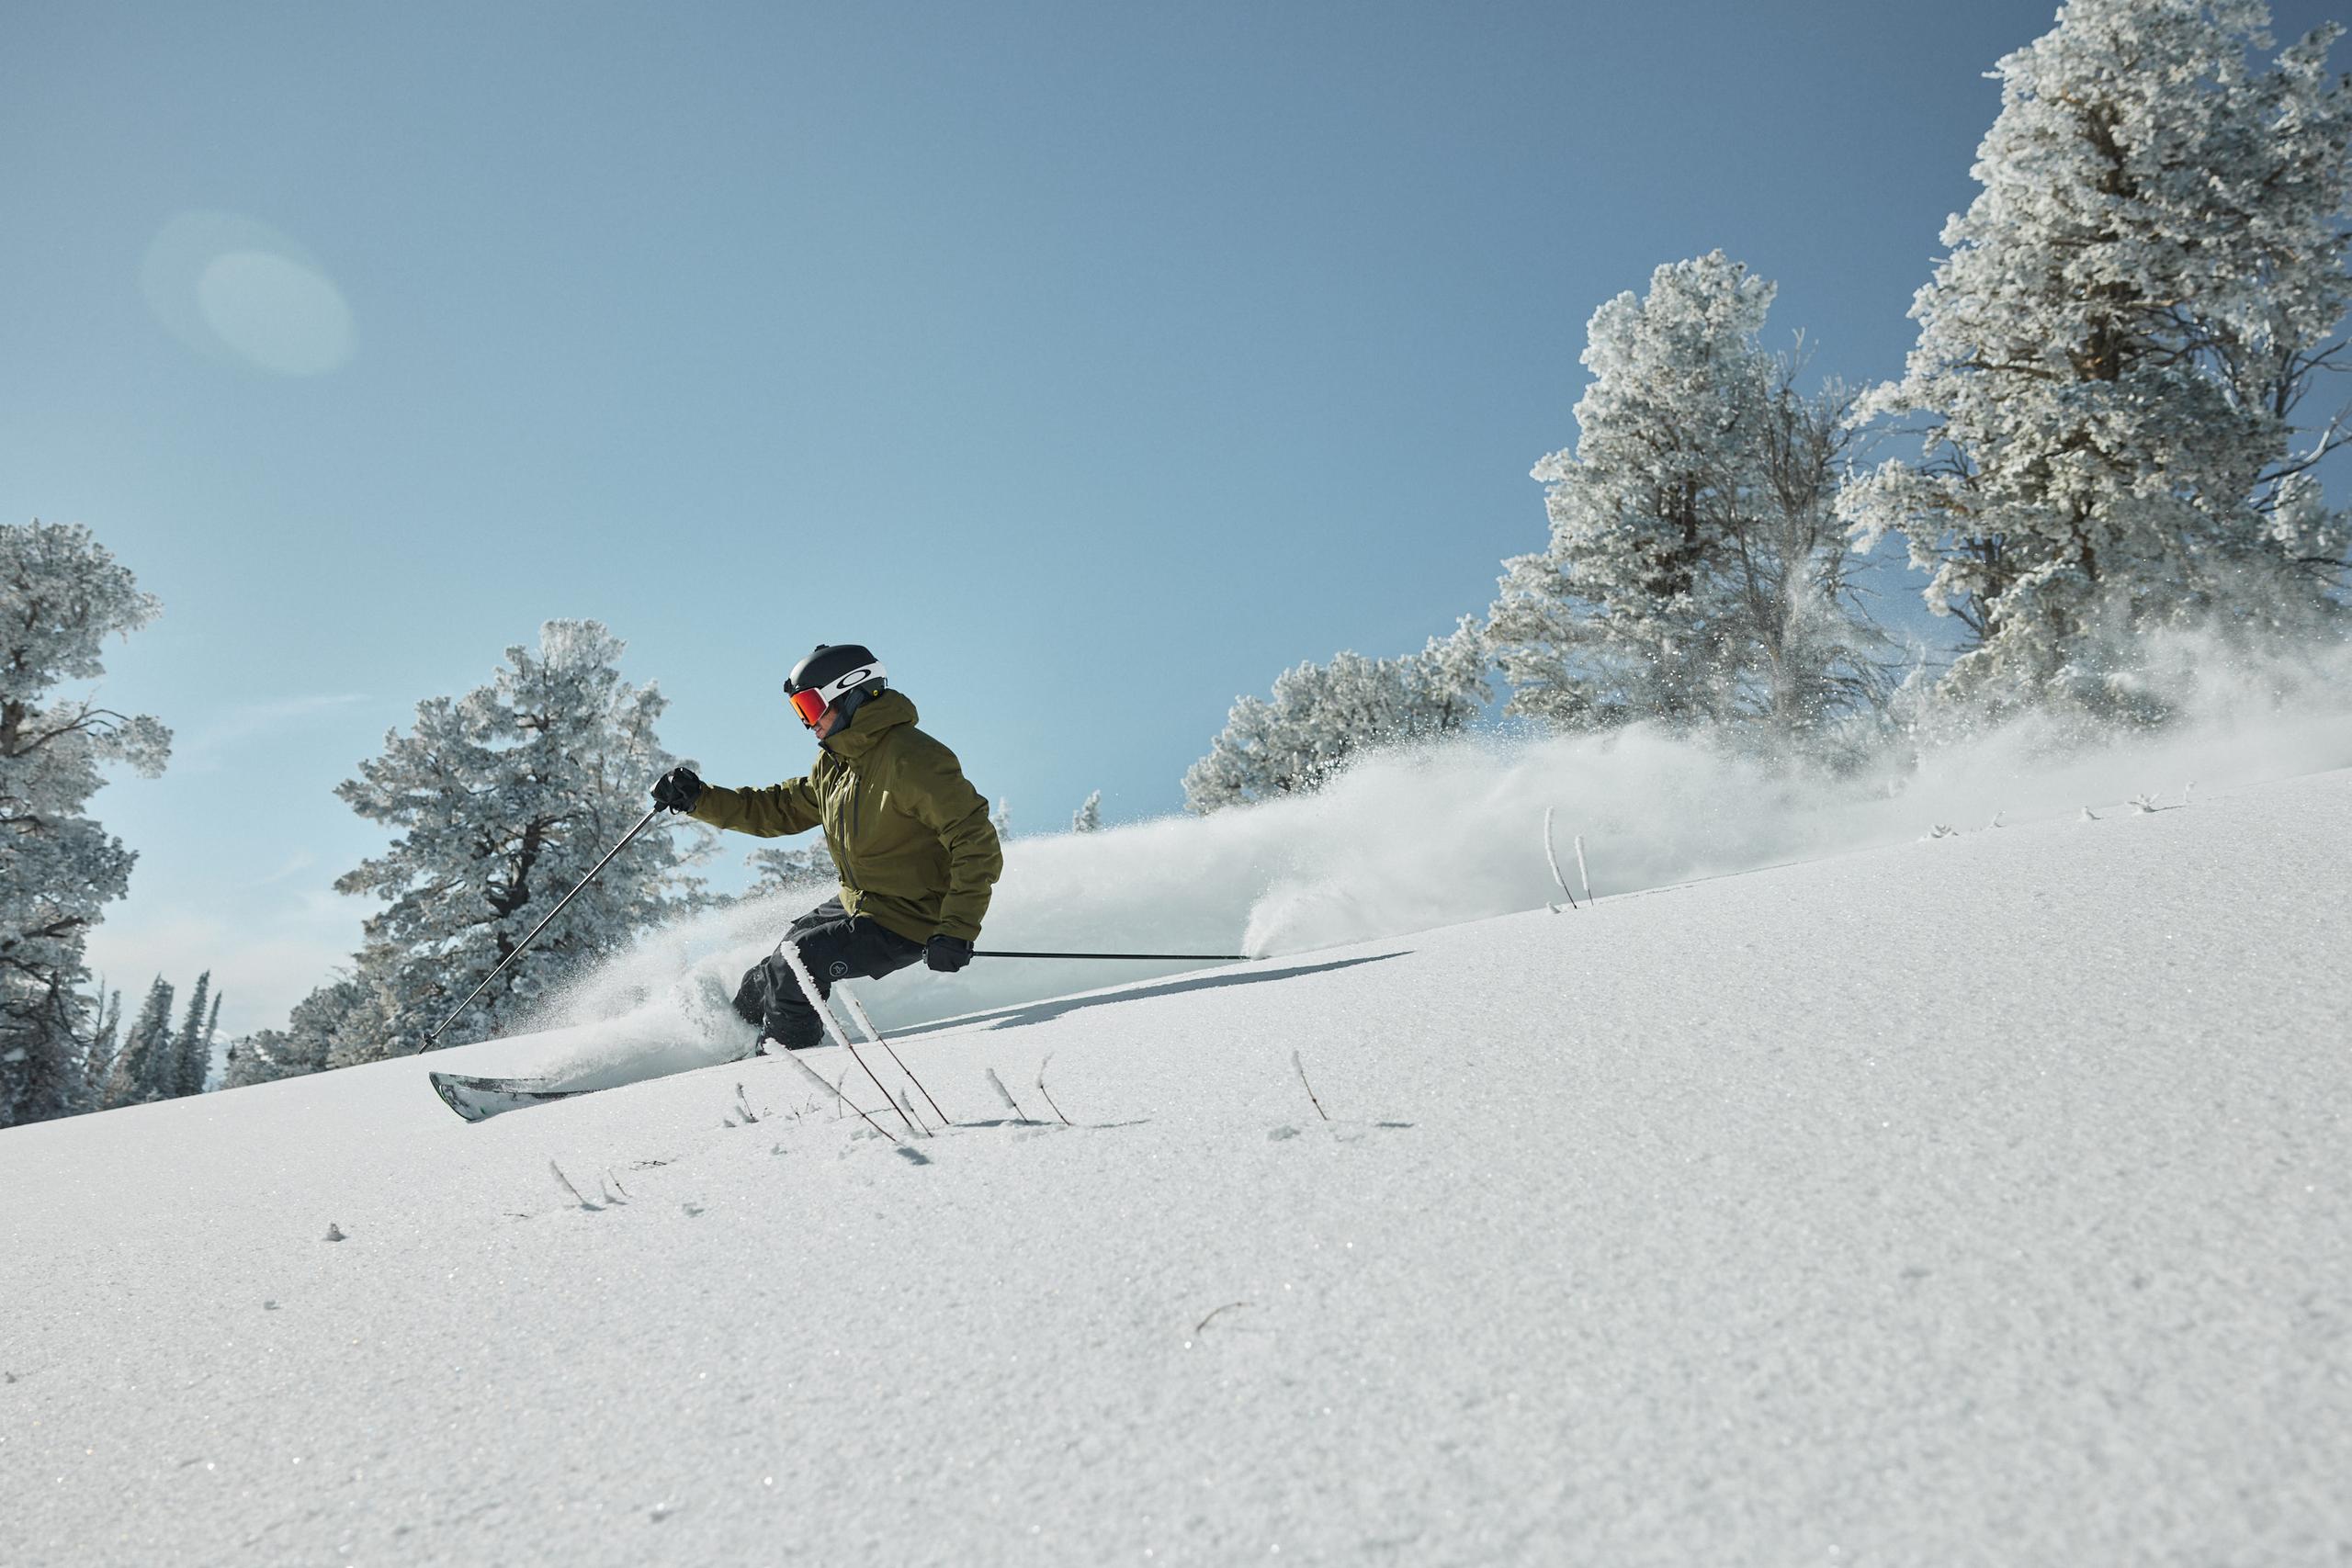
[984,1066,1032,1124]
[548,1160,598,1211]
[1292,1051,1330,1122]
[1193,1301,1252,1337]
[1542,807,1579,912]
[786,1054,898,1144]
[1035,1054,1072,1126]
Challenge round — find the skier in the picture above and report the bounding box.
[650,644,1003,1051]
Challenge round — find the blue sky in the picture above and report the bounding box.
[7,0,2347,1032]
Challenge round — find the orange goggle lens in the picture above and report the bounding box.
[786,686,830,728]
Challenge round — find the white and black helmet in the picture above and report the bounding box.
[785,643,888,728]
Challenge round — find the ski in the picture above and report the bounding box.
[429,1070,596,1123]
[428,1038,771,1122]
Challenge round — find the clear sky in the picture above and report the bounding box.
[7,0,2347,1033]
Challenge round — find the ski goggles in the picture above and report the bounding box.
[784,657,887,728]
[786,686,832,728]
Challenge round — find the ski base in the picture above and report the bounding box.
[429,1070,593,1123]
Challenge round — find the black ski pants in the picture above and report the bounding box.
[733,898,925,1049]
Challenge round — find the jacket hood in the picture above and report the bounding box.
[819,688,917,761]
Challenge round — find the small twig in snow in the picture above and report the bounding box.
[1541,807,1578,912]
[2081,806,2100,822]
[733,1083,761,1124]
[787,1055,899,1144]
[984,1066,1032,1123]
[1987,808,2004,829]
[1928,823,1957,839]
[2130,793,2157,815]
[1035,1054,1072,1126]
[1575,833,1592,905]
[548,1160,597,1211]
[1193,1301,1251,1336]
[322,1224,345,1243]
[1292,1051,1330,1122]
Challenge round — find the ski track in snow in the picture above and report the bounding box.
[2,768,2349,1564]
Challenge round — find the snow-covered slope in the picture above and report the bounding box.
[5,768,2348,1566]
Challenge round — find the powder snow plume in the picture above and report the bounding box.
[518,636,2352,1077]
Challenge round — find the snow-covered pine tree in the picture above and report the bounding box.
[1840,0,2352,711]
[222,974,362,1089]
[990,798,1012,839]
[1182,618,1492,812]
[82,979,121,1100]
[1488,253,1889,740]
[329,621,704,1062]
[742,840,838,897]
[0,520,170,1127]
[1071,791,1102,832]
[100,976,175,1109]
[171,971,212,1098]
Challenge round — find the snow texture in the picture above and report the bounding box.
[2,763,2346,1564]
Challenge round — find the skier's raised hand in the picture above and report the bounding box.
[924,934,974,973]
[651,766,704,814]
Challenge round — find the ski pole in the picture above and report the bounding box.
[971,950,1250,962]
[415,805,666,1053]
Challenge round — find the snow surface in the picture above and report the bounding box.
[5,765,2350,1565]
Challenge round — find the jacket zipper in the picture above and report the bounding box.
[834,761,864,902]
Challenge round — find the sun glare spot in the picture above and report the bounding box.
[142,211,357,377]
[197,251,356,376]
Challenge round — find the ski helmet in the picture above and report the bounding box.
[785,643,888,729]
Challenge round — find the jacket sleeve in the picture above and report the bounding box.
[688,777,823,838]
[899,740,1003,941]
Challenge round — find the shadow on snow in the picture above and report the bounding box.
[892,952,1410,1040]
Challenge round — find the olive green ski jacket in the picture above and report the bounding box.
[686,690,1001,944]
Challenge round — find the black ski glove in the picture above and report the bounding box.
[924,934,974,974]
[651,766,704,814]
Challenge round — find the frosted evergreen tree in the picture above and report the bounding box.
[1841,0,2352,711]
[83,979,121,1100]
[743,840,837,897]
[223,976,352,1088]
[171,972,213,1098]
[990,798,1012,839]
[0,520,170,1127]
[223,974,362,1089]
[1183,618,1491,812]
[1489,254,1889,739]
[100,976,175,1109]
[1071,791,1102,832]
[330,621,703,1061]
